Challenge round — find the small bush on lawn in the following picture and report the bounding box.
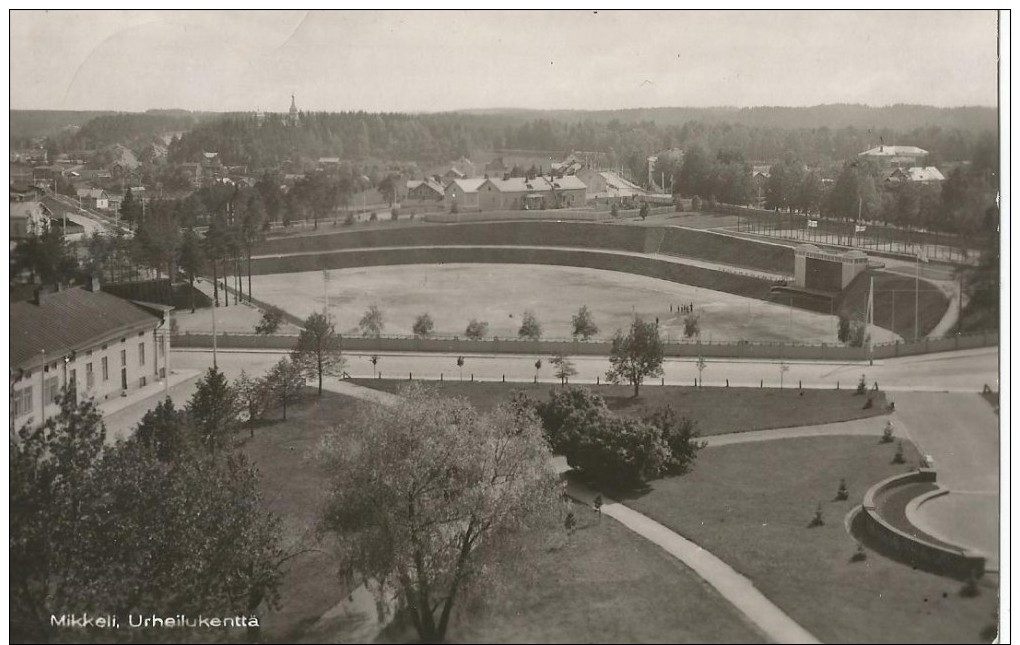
[881,421,895,443]
[835,478,849,501]
[369,212,378,222]
[808,503,825,527]
[892,441,906,464]
[856,374,867,395]
[850,544,868,562]
[863,397,874,409]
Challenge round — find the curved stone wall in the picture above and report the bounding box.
[858,469,986,579]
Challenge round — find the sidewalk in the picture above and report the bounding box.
[97,368,201,418]
[561,468,820,644]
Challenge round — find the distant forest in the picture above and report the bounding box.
[13,104,997,179]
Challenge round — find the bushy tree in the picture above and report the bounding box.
[178,227,205,313]
[319,384,558,643]
[10,388,284,643]
[293,312,345,395]
[536,387,704,488]
[264,357,306,421]
[571,305,599,340]
[255,306,286,335]
[234,370,270,437]
[518,310,542,340]
[413,312,435,338]
[359,304,385,338]
[186,366,240,455]
[683,311,701,338]
[135,397,190,461]
[464,318,489,339]
[606,319,664,397]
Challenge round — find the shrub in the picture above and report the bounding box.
[691,195,703,211]
[610,203,619,218]
[343,212,354,226]
[850,544,868,562]
[390,207,400,221]
[835,478,849,501]
[537,388,703,488]
[674,199,684,213]
[464,319,489,339]
[369,212,378,222]
[255,306,285,335]
[808,503,825,527]
[856,374,867,395]
[639,203,650,220]
[892,441,906,464]
[863,397,874,409]
[881,421,895,443]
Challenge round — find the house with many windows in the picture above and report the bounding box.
[9,281,172,430]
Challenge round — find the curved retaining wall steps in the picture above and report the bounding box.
[859,469,986,580]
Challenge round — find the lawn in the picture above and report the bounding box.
[446,510,764,644]
[620,436,999,644]
[239,388,766,643]
[238,388,360,643]
[351,380,888,436]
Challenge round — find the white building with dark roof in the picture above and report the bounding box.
[9,283,172,429]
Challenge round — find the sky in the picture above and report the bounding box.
[9,10,1000,113]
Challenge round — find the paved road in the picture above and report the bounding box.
[170,346,998,395]
[703,416,887,448]
[891,392,1000,566]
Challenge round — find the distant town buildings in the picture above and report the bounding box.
[858,145,929,167]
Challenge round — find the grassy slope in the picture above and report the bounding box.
[448,511,764,644]
[838,270,949,339]
[621,436,998,644]
[241,389,763,643]
[351,381,887,436]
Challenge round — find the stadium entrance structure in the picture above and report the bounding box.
[794,245,869,291]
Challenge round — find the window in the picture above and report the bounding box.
[43,376,59,405]
[138,343,145,367]
[102,356,109,381]
[13,386,33,417]
[121,349,127,367]
[86,363,94,389]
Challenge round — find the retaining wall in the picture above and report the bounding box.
[859,470,986,579]
[255,221,650,257]
[249,246,776,301]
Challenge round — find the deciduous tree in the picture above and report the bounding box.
[293,312,345,396]
[318,384,558,644]
[606,319,664,398]
[571,305,599,340]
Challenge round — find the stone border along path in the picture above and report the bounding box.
[320,376,821,644]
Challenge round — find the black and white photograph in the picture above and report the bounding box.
[8,9,1007,644]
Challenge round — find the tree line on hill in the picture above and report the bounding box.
[154,109,996,181]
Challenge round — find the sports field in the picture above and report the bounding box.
[250,264,900,344]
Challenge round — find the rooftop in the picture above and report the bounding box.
[10,287,162,369]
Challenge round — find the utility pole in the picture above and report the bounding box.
[867,276,874,365]
[211,297,218,369]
